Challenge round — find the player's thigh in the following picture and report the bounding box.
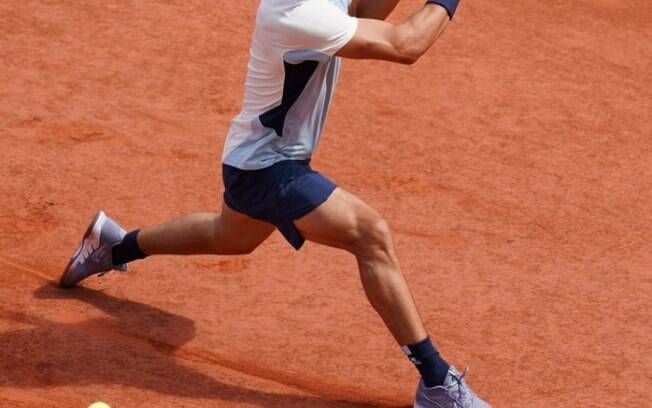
[218,201,276,254]
[294,187,391,254]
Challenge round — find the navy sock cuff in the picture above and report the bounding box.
[403,337,450,387]
[404,337,438,360]
[112,229,147,265]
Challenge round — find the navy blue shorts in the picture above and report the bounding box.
[222,160,336,250]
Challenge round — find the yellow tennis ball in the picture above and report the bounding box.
[88,402,111,408]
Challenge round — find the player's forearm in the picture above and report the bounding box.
[355,0,401,20]
[337,0,459,64]
[394,4,450,63]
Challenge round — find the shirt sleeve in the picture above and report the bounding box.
[278,0,359,57]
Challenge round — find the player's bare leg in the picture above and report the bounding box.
[60,203,274,288]
[137,202,276,256]
[295,187,426,345]
[295,187,490,407]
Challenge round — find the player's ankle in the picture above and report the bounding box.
[403,337,450,387]
[112,229,148,265]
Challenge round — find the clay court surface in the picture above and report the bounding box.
[1,1,651,407]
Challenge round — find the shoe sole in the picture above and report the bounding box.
[59,211,104,289]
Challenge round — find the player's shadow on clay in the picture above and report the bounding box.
[0,283,403,408]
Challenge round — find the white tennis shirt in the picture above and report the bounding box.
[222,0,358,170]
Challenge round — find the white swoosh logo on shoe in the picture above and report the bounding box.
[71,239,98,268]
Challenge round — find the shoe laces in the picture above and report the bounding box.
[447,368,474,407]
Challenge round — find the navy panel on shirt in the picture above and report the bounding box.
[259,59,320,137]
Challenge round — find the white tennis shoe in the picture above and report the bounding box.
[60,211,127,288]
[414,366,491,408]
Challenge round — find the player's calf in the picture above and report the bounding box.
[117,208,274,260]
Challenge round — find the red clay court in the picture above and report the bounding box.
[1,1,650,407]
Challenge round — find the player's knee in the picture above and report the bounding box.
[354,217,394,258]
[210,217,260,255]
